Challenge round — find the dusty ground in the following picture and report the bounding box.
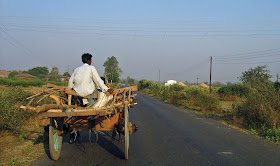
[0,118,46,165]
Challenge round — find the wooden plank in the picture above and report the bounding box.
[46,83,66,91]
[44,101,134,117]
[64,86,137,97]
[112,86,138,95]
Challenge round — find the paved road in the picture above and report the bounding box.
[33,93,280,166]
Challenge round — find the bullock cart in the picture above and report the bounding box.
[20,83,138,160]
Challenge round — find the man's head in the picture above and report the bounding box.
[82,53,92,65]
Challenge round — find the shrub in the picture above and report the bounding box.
[0,87,35,134]
[138,80,220,112]
[218,84,251,97]
[234,84,280,129]
[0,78,46,87]
[188,90,220,112]
[261,127,280,143]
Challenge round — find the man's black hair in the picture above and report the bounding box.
[82,53,92,63]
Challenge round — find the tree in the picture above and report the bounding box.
[8,71,19,78]
[50,67,59,76]
[125,76,135,85]
[212,81,224,87]
[226,81,233,86]
[103,56,122,83]
[63,72,71,77]
[27,66,49,78]
[238,65,271,87]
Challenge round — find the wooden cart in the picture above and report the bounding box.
[20,84,138,160]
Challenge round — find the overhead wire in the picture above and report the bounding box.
[214,60,280,64]
[1,15,280,37]
[213,48,280,58]
[0,26,55,67]
[1,23,280,33]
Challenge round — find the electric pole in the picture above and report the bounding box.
[210,56,212,93]
[277,73,279,82]
[197,77,199,86]
[159,69,161,83]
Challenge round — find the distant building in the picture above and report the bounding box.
[46,75,69,81]
[59,75,70,82]
[165,80,177,86]
[16,73,35,79]
[0,70,10,78]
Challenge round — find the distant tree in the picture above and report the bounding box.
[48,75,59,81]
[203,82,209,85]
[184,81,189,85]
[212,81,224,87]
[226,81,233,86]
[8,71,19,78]
[103,56,122,83]
[50,67,59,76]
[27,66,49,78]
[126,76,135,85]
[238,65,271,87]
[63,72,71,77]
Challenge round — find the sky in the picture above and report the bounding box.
[0,0,280,83]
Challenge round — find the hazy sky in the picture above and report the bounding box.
[0,0,280,83]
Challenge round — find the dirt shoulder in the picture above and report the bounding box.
[0,117,46,165]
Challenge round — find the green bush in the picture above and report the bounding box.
[48,81,68,86]
[234,84,280,129]
[218,84,251,97]
[261,127,280,143]
[0,87,35,134]
[138,80,220,112]
[0,78,46,87]
[190,90,220,112]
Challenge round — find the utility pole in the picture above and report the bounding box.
[159,69,161,83]
[210,56,212,93]
[277,73,279,82]
[197,77,199,86]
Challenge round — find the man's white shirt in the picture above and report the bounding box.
[68,64,108,97]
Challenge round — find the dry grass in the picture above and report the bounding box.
[0,117,45,165]
[0,85,43,93]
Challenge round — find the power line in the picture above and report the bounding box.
[3,27,280,37]
[2,23,280,33]
[214,53,280,61]
[214,60,280,64]
[0,26,54,67]
[213,48,280,58]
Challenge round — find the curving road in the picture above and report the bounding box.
[32,93,280,166]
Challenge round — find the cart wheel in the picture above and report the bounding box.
[124,104,129,160]
[49,117,63,160]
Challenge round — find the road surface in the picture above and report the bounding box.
[32,93,280,166]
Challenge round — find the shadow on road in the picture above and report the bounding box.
[97,133,125,159]
[43,129,125,160]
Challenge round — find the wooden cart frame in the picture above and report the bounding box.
[21,84,138,160]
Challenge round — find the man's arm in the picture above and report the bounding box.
[68,70,75,89]
[91,66,109,92]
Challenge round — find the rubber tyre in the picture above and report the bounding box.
[124,104,129,160]
[49,117,63,160]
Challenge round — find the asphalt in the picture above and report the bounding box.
[32,93,280,166]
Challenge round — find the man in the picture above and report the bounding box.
[68,53,113,98]
[67,53,113,143]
